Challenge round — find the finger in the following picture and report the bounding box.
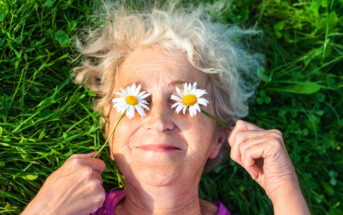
[228,120,264,146]
[90,171,103,184]
[71,169,104,195]
[91,151,101,159]
[239,137,268,179]
[69,151,97,159]
[229,130,268,165]
[77,167,103,183]
[85,151,101,158]
[82,158,106,174]
[69,157,106,174]
[268,129,287,152]
[241,139,283,179]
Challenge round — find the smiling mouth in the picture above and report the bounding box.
[138,144,181,152]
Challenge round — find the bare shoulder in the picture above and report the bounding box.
[200,199,219,215]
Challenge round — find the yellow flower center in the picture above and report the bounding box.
[182,94,197,106]
[126,96,138,105]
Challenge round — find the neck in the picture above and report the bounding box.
[118,178,203,215]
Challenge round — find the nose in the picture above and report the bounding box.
[143,94,176,133]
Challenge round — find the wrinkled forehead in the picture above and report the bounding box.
[116,47,208,90]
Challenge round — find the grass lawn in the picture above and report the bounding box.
[0,0,342,214]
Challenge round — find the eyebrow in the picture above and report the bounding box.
[121,80,187,89]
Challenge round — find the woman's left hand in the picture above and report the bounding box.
[228,120,299,200]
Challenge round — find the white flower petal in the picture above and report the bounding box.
[189,106,196,117]
[197,98,209,106]
[176,87,183,98]
[184,83,190,93]
[195,89,207,98]
[140,100,148,105]
[127,105,135,119]
[135,105,145,117]
[192,82,197,90]
[135,84,141,95]
[114,102,127,110]
[112,97,124,103]
[183,83,188,91]
[120,88,128,97]
[194,103,201,113]
[171,95,182,102]
[127,85,132,95]
[175,103,183,114]
[171,102,180,109]
[131,83,136,94]
[114,92,124,97]
[113,99,126,106]
[182,106,187,114]
[140,103,150,111]
[115,103,127,113]
[140,92,150,99]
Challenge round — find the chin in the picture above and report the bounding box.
[133,162,182,186]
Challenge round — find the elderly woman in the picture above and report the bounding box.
[21,2,310,215]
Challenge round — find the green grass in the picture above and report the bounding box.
[0,0,342,214]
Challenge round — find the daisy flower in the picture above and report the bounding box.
[170,82,231,131]
[93,83,150,158]
[112,83,151,119]
[170,82,209,117]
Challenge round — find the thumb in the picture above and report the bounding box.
[77,151,100,158]
[89,151,101,158]
[246,165,260,180]
[227,126,234,138]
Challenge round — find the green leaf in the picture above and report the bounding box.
[321,181,334,196]
[274,21,285,38]
[330,178,337,186]
[43,0,53,8]
[327,12,338,30]
[22,174,38,181]
[329,170,336,178]
[55,30,69,46]
[267,82,322,94]
[321,0,328,8]
[0,11,4,22]
[274,21,285,31]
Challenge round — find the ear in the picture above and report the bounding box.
[208,129,228,159]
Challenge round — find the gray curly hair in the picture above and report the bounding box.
[71,0,264,173]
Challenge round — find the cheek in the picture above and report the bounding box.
[185,117,216,158]
[109,114,139,155]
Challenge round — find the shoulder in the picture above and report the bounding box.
[90,189,126,215]
[200,199,231,215]
[212,201,231,215]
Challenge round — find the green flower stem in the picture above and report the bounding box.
[93,110,127,158]
[201,109,231,131]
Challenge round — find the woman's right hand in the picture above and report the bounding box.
[21,151,106,215]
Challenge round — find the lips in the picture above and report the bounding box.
[138,144,181,152]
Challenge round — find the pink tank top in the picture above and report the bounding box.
[90,189,231,215]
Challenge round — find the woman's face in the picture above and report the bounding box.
[107,47,225,187]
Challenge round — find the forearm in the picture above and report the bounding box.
[21,202,49,215]
[21,193,55,215]
[270,180,310,215]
